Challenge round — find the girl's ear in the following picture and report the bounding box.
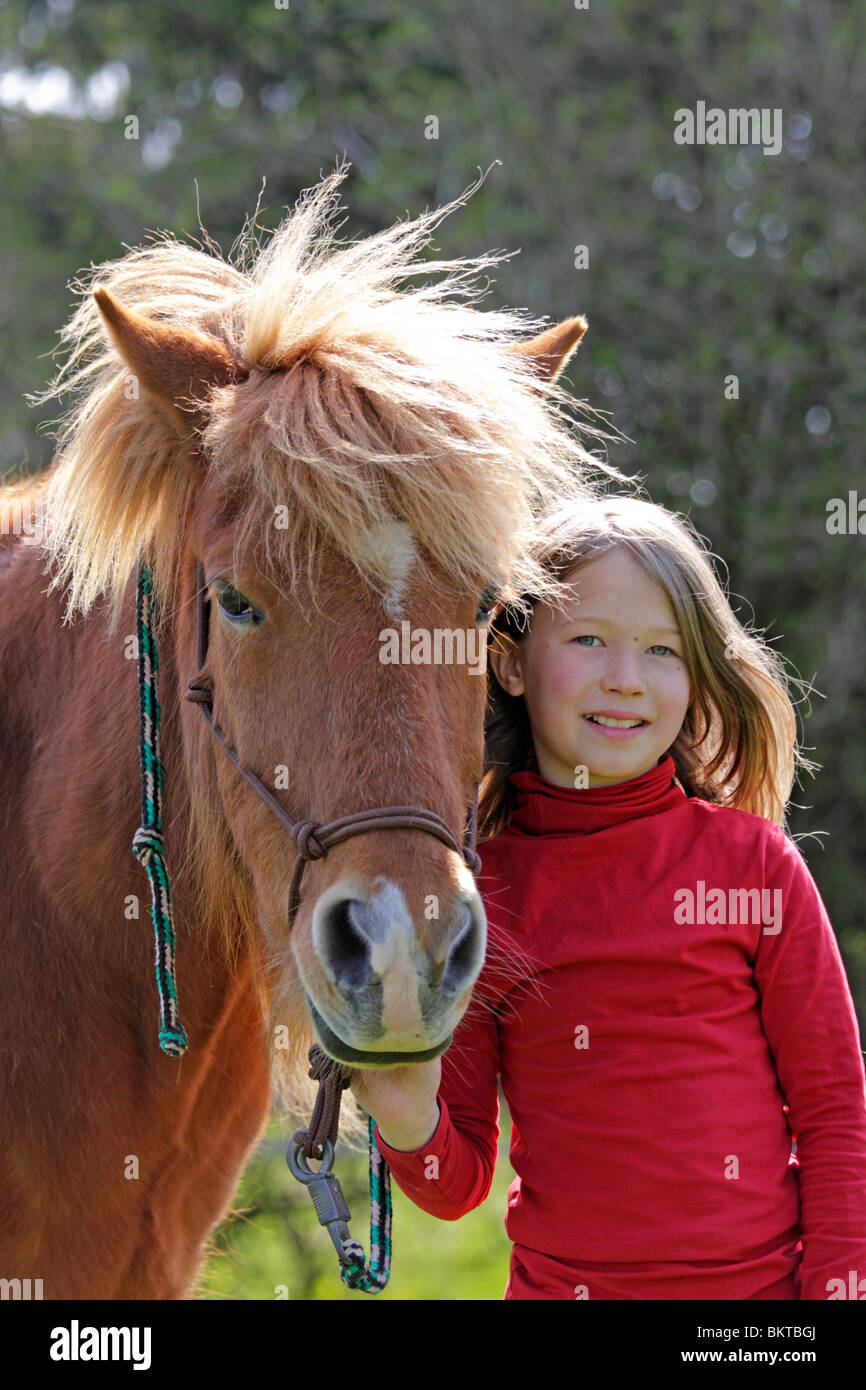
[489,640,526,696]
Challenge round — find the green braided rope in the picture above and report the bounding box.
[132,561,188,1058]
[339,1115,392,1292]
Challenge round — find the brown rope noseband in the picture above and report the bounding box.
[184,561,483,933]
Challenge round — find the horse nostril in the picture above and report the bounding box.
[318,899,375,992]
[441,909,483,996]
[316,893,484,1000]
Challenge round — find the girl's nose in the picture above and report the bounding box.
[600,649,646,695]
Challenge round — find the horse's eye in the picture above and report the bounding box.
[476,585,499,624]
[217,585,262,625]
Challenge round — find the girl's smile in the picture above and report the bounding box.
[582,710,651,740]
[490,547,694,787]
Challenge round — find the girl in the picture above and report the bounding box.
[349,495,866,1300]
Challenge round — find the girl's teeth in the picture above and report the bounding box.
[587,715,644,728]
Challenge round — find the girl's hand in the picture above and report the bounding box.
[349,1057,442,1152]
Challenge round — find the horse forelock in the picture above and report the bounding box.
[34,162,608,631]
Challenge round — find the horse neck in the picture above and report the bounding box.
[0,537,258,1051]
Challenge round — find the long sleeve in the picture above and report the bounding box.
[753,828,866,1300]
[373,989,502,1220]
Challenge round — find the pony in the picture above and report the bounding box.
[0,164,603,1298]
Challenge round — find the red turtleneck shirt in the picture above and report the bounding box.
[373,756,866,1300]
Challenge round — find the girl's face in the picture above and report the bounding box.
[490,547,693,787]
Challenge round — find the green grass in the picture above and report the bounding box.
[198,1109,515,1301]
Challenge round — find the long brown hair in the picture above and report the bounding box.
[479,495,816,840]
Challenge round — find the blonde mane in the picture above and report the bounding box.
[30,162,615,631]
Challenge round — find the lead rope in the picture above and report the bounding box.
[287,1044,392,1293]
[131,559,389,1289]
[131,561,188,1058]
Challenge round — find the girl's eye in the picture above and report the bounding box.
[216,585,263,625]
[573,635,681,656]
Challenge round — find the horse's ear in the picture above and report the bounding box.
[92,286,247,434]
[509,316,588,383]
